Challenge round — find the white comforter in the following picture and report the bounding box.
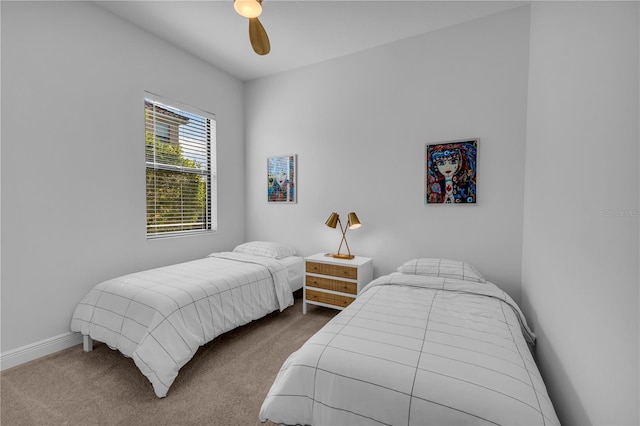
[71,252,294,398]
[260,273,559,425]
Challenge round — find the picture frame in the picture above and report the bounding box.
[425,138,478,204]
[267,155,297,203]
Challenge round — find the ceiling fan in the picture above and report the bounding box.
[234,0,270,55]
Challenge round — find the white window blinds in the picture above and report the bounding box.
[145,96,216,238]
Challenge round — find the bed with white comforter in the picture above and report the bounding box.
[71,242,300,398]
[260,258,560,425]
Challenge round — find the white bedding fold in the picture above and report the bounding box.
[71,252,294,397]
[362,272,537,346]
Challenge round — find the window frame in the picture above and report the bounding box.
[144,93,217,239]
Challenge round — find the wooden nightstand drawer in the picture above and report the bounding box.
[305,275,357,295]
[306,289,355,308]
[306,261,357,280]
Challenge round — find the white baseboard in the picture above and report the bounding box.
[0,332,83,371]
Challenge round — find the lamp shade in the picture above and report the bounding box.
[234,0,262,18]
[325,212,339,229]
[347,212,361,229]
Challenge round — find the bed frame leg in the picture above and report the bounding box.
[83,335,93,352]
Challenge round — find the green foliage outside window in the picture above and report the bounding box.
[145,125,208,235]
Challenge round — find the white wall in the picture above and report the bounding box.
[522,2,639,425]
[1,1,246,355]
[245,6,531,301]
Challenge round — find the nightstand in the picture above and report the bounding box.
[303,253,373,314]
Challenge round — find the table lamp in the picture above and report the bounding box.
[325,212,361,259]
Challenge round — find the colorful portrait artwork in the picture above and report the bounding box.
[267,155,296,203]
[425,139,478,204]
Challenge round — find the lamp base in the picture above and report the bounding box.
[325,253,355,260]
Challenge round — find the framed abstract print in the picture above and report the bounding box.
[267,155,297,203]
[425,139,478,204]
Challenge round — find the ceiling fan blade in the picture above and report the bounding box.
[249,17,270,55]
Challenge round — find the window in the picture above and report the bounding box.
[145,95,216,238]
[154,122,170,144]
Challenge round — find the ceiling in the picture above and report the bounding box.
[96,1,527,81]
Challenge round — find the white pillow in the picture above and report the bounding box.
[397,258,486,283]
[232,241,297,259]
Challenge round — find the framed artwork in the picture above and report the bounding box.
[267,155,297,203]
[425,138,478,204]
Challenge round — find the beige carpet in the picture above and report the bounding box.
[1,296,334,425]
